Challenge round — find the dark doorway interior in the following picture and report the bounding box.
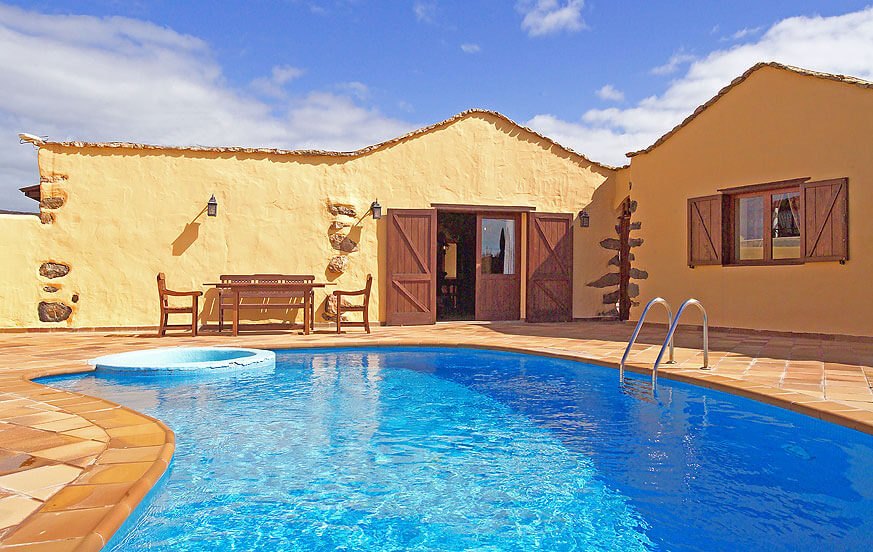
[437,212,476,320]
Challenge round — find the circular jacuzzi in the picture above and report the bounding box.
[89,346,275,374]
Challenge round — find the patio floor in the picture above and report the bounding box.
[1,319,873,550]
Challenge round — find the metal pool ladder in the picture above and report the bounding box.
[621,298,710,387]
[619,297,674,384]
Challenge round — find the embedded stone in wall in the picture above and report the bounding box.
[330,221,350,231]
[329,234,359,253]
[614,221,642,233]
[328,204,357,217]
[602,290,620,304]
[629,268,649,280]
[628,237,643,248]
[40,197,65,209]
[322,294,351,322]
[43,285,59,293]
[607,252,635,267]
[39,211,54,224]
[586,272,620,288]
[627,282,640,298]
[38,301,71,322]
[39,262,70,279]
[327,255,349,274]
[599,238,621,251]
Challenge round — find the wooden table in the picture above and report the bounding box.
[204,282,332,336]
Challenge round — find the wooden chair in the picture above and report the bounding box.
[217,274,315,332]
[157,273,202,337]
[334,274,373,334]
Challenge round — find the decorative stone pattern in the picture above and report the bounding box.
[328,204,357,217]
[330,221,350,231]
[322,294,352,322]
[37,301,72,322]
[39,197,65,209]
[38,211,54,225]
[588,199,647,316]
[329,234,359,253]
[39,262,70,279]
[43,286,59,293]
[327,255,349,274]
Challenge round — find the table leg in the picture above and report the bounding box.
[303,288,311,335]
[233,289,240,337]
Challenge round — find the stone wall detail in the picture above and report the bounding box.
[38,301,71,322]
[38,261,74,323]
[329,233,359,253]
[37,174,68,225]
[322,294,351,322]
[586,199,648,318]
[39,262,70,279]
[327,255,349,274]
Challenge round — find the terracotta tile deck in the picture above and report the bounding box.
[0,320,872,550]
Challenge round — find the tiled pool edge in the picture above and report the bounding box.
[1,335,872,551]
[0,364,174,552]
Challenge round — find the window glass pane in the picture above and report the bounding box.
[771,191,801,259]
[736,196,763,260]
[481,219,515,274]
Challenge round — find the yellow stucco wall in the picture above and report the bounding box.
[1,112,620,329]
[629,66,873,337]
[0,214,46,327]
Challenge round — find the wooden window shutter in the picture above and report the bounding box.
[687,194,723,266]
[802,178,848,262]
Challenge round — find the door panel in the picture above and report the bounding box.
[386,209,437,325]
[475,213,521,320]
[526,213,573,322]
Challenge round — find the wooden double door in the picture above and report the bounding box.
[386,209,573,325]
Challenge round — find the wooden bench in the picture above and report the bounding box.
[217,274,315,332]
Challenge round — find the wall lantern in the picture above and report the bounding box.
[370,199,382,220]
[579,209,589,228]
[207,194,218,217]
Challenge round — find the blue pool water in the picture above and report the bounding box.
[41,347,873,551]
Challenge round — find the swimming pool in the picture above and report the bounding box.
[41,347,873,551]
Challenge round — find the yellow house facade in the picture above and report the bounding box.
[2,62,871,338]
[1,110,626,329]
[629,63,871,337]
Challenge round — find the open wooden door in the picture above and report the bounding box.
[386,209,437,325]
[526,212,573,322]
[475,213,521,320]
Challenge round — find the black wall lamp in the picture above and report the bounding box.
[578,209,589,227]
[207,194,218,217]
[370,199,382,220]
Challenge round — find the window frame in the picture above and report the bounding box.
[725,185,804,266]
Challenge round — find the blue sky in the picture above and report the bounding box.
[3,1,873,210]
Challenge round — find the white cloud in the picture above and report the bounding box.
[517,0,585,37]
[0,4,415,210]
[595,84,624,102]
[460,43,481,53]
[414,1,436,24]
[651,51,697,75]
[527,6,873,166]
[250,65,304,98]
[336,81,370,100]
[731,26,764,40]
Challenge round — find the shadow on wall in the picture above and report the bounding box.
[172,222,200,256]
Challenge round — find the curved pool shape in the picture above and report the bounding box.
[42,347,873,552]
[89,347,275,374]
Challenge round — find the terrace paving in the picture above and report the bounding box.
[0,319,872,550]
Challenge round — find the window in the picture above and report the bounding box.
[730,187,802,264]
[687,177,848,267]
[480,218,515,274]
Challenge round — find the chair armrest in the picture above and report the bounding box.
[164,290,203,297]
[334,290,366,297]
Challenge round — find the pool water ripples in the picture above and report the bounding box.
[41,347,873,552]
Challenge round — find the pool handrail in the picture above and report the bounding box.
[652,298,709,386]
[619,297,674,383]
